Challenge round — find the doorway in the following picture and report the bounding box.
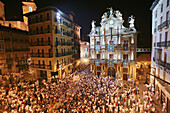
[123,74,127,80]
[108,67,116,78]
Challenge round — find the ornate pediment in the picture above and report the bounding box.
[88,7,136,36]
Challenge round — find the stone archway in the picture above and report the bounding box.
[108,67,116,78]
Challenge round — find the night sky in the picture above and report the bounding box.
[2,0,155,47]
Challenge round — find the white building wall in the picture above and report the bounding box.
[151,0,170,108]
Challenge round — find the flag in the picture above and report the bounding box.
[108,45,114,52]
[110,27,113,40]
[104,28,107,49]
[117,27,119,42]
[99,28,101,42]
[96,45,100,51]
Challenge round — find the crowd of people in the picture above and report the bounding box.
[0,64,160,113]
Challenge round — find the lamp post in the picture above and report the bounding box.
[143,71,149,85]
[143,63,149,85]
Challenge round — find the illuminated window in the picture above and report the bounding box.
[29,7,32,12]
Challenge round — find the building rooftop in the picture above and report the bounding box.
[0,25,28,34]
[150,0,160,10]
[137,54,151,62]
[24,6,73,22]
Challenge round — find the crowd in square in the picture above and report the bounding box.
[0,64,161,113]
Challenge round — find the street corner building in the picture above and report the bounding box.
[0,26,29,75]
[24,6,81,79]
[150,0,170,112]
[88,8,137,80]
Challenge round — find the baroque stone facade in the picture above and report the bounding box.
[89,8,137,80]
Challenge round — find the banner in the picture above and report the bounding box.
[99,28,101,42]
[117,27,119,42]
[108,45,114,52]
[96,45,100,51]
[108,59,114,67]
[95,59,100,65]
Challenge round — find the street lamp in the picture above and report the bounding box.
[143,73,149,85]
[143,63,149,85]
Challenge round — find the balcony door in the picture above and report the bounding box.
[41,38,43,45]
[42,49,44,57]
[37,38,39,45]
[123,54,128,61]
[97,54,100,59]
[164,52,167,63]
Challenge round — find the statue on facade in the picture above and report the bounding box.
[107,7,113,16]
[115,10,123,20]
[129,15,135,28]
[101,12,108,22]
[91,20,96,34]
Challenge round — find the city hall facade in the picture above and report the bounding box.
[89,8,137,80]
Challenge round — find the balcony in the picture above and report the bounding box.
[29,29,51,35]
[158,20,170,30]
[67,52,73,55]
[123,60,129,67]
[100,59,107,64]
[89,59,95,63]
[30,53,53,58]
[157,41,170,47]
[13,48,29,51]
[30,41,51,46]
[40,64,46,69]
[60,21,72,29]
[56,53,61,57]
[55,41,61,46]
[34,64,40,68]
[61,42,66,46]
[55,29,61,34]
[156,59,170,71]
[158,23,163,30]
[47,65,52,70]
[29,17,50,24]
[64,52,68,56]
[162,20,169,28]
[67,42,72,46]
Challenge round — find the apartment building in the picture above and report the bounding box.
[0,26,29,75]
[73,23,81,70]
[80,41,90,64]
[25,6,79,79]
[150,0,170,112]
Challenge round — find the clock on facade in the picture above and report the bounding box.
[109,20,114,24]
